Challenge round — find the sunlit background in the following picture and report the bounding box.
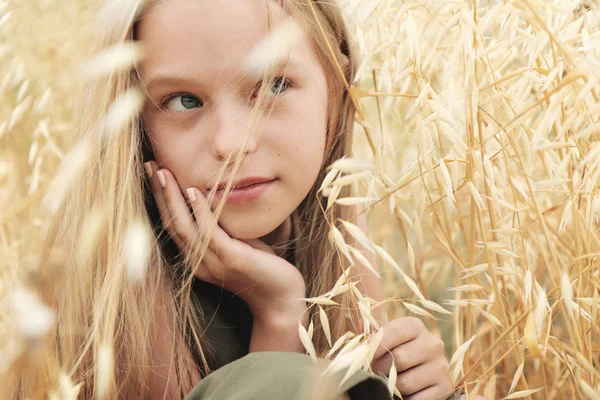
[1,0,600,398]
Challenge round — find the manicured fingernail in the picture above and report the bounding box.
[157,170,166,188]
[186,188,197,202]
[143,162,153,178]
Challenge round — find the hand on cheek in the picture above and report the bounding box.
[143,161,307,322]
[371,317,453,400]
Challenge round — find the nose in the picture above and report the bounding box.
[210,100,258,162]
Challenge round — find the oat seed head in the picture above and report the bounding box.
[81,41,144,81]
[244,18,304,77]
[4,0,600,397]
[10,285,56,341]
[123,219,151,283]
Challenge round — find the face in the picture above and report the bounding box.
[138,0,329,240]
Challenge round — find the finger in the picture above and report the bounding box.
[374,332,445,373]
[186,186,252,283]
[192,260,221,286]
[396,363,452,398]
[145,164,226,284]
[185,242,221,278]
[396,360,451,398]
[145,161,184,249]
[403,384,454,400]
[185,187,232,250]
[372,340,424,374]
[157,168,197,245]
[373,317,425,360]
[459,396,488,400]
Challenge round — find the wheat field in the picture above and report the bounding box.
[1,0,600,399]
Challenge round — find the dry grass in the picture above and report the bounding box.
[1,0,600,399]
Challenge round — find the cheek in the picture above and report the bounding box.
[271,116,326,180]
[271,101,327,196]
[143,114,210,188]
[277,92,328,161]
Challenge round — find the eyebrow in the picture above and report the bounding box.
[143,57,304,94]
[144,76,204,94]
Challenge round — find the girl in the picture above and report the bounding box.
[17,0,483,399]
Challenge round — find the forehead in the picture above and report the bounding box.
[137,0,311,83]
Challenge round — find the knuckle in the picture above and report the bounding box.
[225,240,247,264]
[389,318,407,336]
[396,373,417,395]
[432,335,445,353]
[405,316,424,332]
[437,358,450,375]
[392,348,407,370]
[171,222,187,239]
[207,237,219,251]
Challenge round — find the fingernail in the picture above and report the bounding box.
[143,162,153,178]
[186,188,197,202]
[157,170,166,188]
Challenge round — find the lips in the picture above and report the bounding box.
[210,177,275,191]
[211,178,276,205]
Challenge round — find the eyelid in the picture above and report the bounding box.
[156,75,293,110]
[251,75,294,97]
[160,92,197,107]
[158,93,206,115]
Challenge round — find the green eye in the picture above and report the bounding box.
[165,94,202,111]
[269,77,289,95]
[252,76,291,100]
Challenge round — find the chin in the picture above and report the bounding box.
[217,210,283,240]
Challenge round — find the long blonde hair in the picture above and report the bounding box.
[8,0,361,398]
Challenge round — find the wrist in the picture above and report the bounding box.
[245,277,306,320]
[249,300,308,353]
[253,299,308,329]
[249,291,307,319]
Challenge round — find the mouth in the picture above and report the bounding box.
[217,177,274,191]
[210,178,277,205]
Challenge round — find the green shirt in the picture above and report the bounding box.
[186,278,463,400]
[184,351,392,400]
[186,278,391,399]
[190,278,253,375]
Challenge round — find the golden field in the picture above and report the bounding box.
[1,0,599,399]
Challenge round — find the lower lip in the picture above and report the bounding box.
[214,180,275,204]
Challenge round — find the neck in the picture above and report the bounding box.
[259,216,292,259]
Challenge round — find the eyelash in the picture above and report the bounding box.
[159,92,197,109]
[251,75,294,99]
[159,75,294,110]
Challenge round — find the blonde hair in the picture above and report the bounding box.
[8,0,361,398]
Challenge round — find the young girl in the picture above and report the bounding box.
[19,0,483,399]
